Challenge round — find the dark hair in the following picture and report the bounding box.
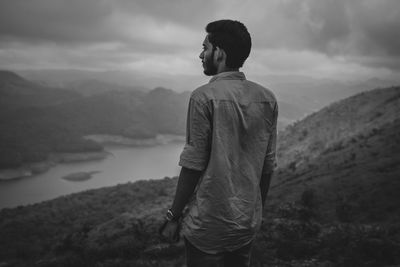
[205,19,251,68]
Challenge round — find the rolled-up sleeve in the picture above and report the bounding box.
[263,102,278,173]
[179,97,211,171]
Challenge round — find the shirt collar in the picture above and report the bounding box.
[209,71,246,83]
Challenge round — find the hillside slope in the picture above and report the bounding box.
[271,86,400,223]
[277,86,400,168]
[271,117,400,222]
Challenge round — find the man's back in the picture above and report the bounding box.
[180,71,278,253]
[161,19,278,267]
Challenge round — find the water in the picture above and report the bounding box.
[0,142,184,210]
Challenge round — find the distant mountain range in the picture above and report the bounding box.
[16,68,398,126]
[17,68,399,109]
[0,70,318,169]
[66,79,148,97]
[0,83,399,266]
[0,70,81,108]
[0,70,189,169]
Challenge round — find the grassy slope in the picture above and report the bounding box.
[277,86,400,168]
[270,87,400,223]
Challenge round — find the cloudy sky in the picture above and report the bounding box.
[1,0,399,87]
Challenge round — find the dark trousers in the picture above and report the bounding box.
[184,238,252,267]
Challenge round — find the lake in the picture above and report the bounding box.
[0,142,184,210]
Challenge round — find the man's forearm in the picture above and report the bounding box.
[170,167,202,217]
[260,171,273,207]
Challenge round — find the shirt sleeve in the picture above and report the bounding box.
[263,102,278,173]
[179,97,212,171]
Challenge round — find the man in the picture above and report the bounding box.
[161,19,278,267]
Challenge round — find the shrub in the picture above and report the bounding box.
[301,189,316,208]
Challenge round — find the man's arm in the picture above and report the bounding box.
[160,167,201,242]
[161,95,210,242]
[171,97,211,216]
[260,171,273,207]
[260,101,278,208]
[171,167,202,217]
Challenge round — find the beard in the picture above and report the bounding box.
[203,49,218,76]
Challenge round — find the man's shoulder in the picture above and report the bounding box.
[190,77,277,104]
[246,80,277,103]
[190,83,215,104]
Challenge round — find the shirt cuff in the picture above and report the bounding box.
[179,144,209,171]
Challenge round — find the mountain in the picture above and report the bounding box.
[276,100,311,129]
[259,75,399,111]
[0,70,311,169]
[0,70,81,109]
[52,87,189,138]
[253,86,400,265]
[277,86,400,168]
[0,70,29,86]
[61,80,314,130]
[0,71,189,169]
[0,71,102,168]
[270,86,400,222]
[66,79,147,96]
[17,69,209,93]
[0,86,399,266]
[18,68,398,129]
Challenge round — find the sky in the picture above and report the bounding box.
[1,0,400,87]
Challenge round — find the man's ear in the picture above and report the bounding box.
[215,47,225,62]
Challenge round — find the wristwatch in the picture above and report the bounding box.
[165,209,178,221]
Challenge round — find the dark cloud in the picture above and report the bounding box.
[0,0,217,46]
[0,0,116,44]
[251,0,400,69]
[309,0,400,69]
[349,0,400,56]
[303,0,351,54]
[116,0,218,28]
[0,0,399,73]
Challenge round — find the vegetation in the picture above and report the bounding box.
[0,177,181,266]
[0,176,399,266]
[277,86,400,168]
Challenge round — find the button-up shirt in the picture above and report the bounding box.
[179,71,278,254]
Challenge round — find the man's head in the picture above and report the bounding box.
[200,20,252,76]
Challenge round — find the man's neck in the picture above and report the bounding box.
[216,65,239,74]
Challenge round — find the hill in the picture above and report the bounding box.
[255,87,400,265]
[271,86,400,221]
[17,69,321,128]
[48,87,189,138]
[0,70,81,108]
[66,79,147,97]
[0,71,190,169]
[277,86,400,168]
[0,71,103,169]
[0,86,399,266]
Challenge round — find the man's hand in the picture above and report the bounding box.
[159,220,180,243]
[159,167,201,243]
